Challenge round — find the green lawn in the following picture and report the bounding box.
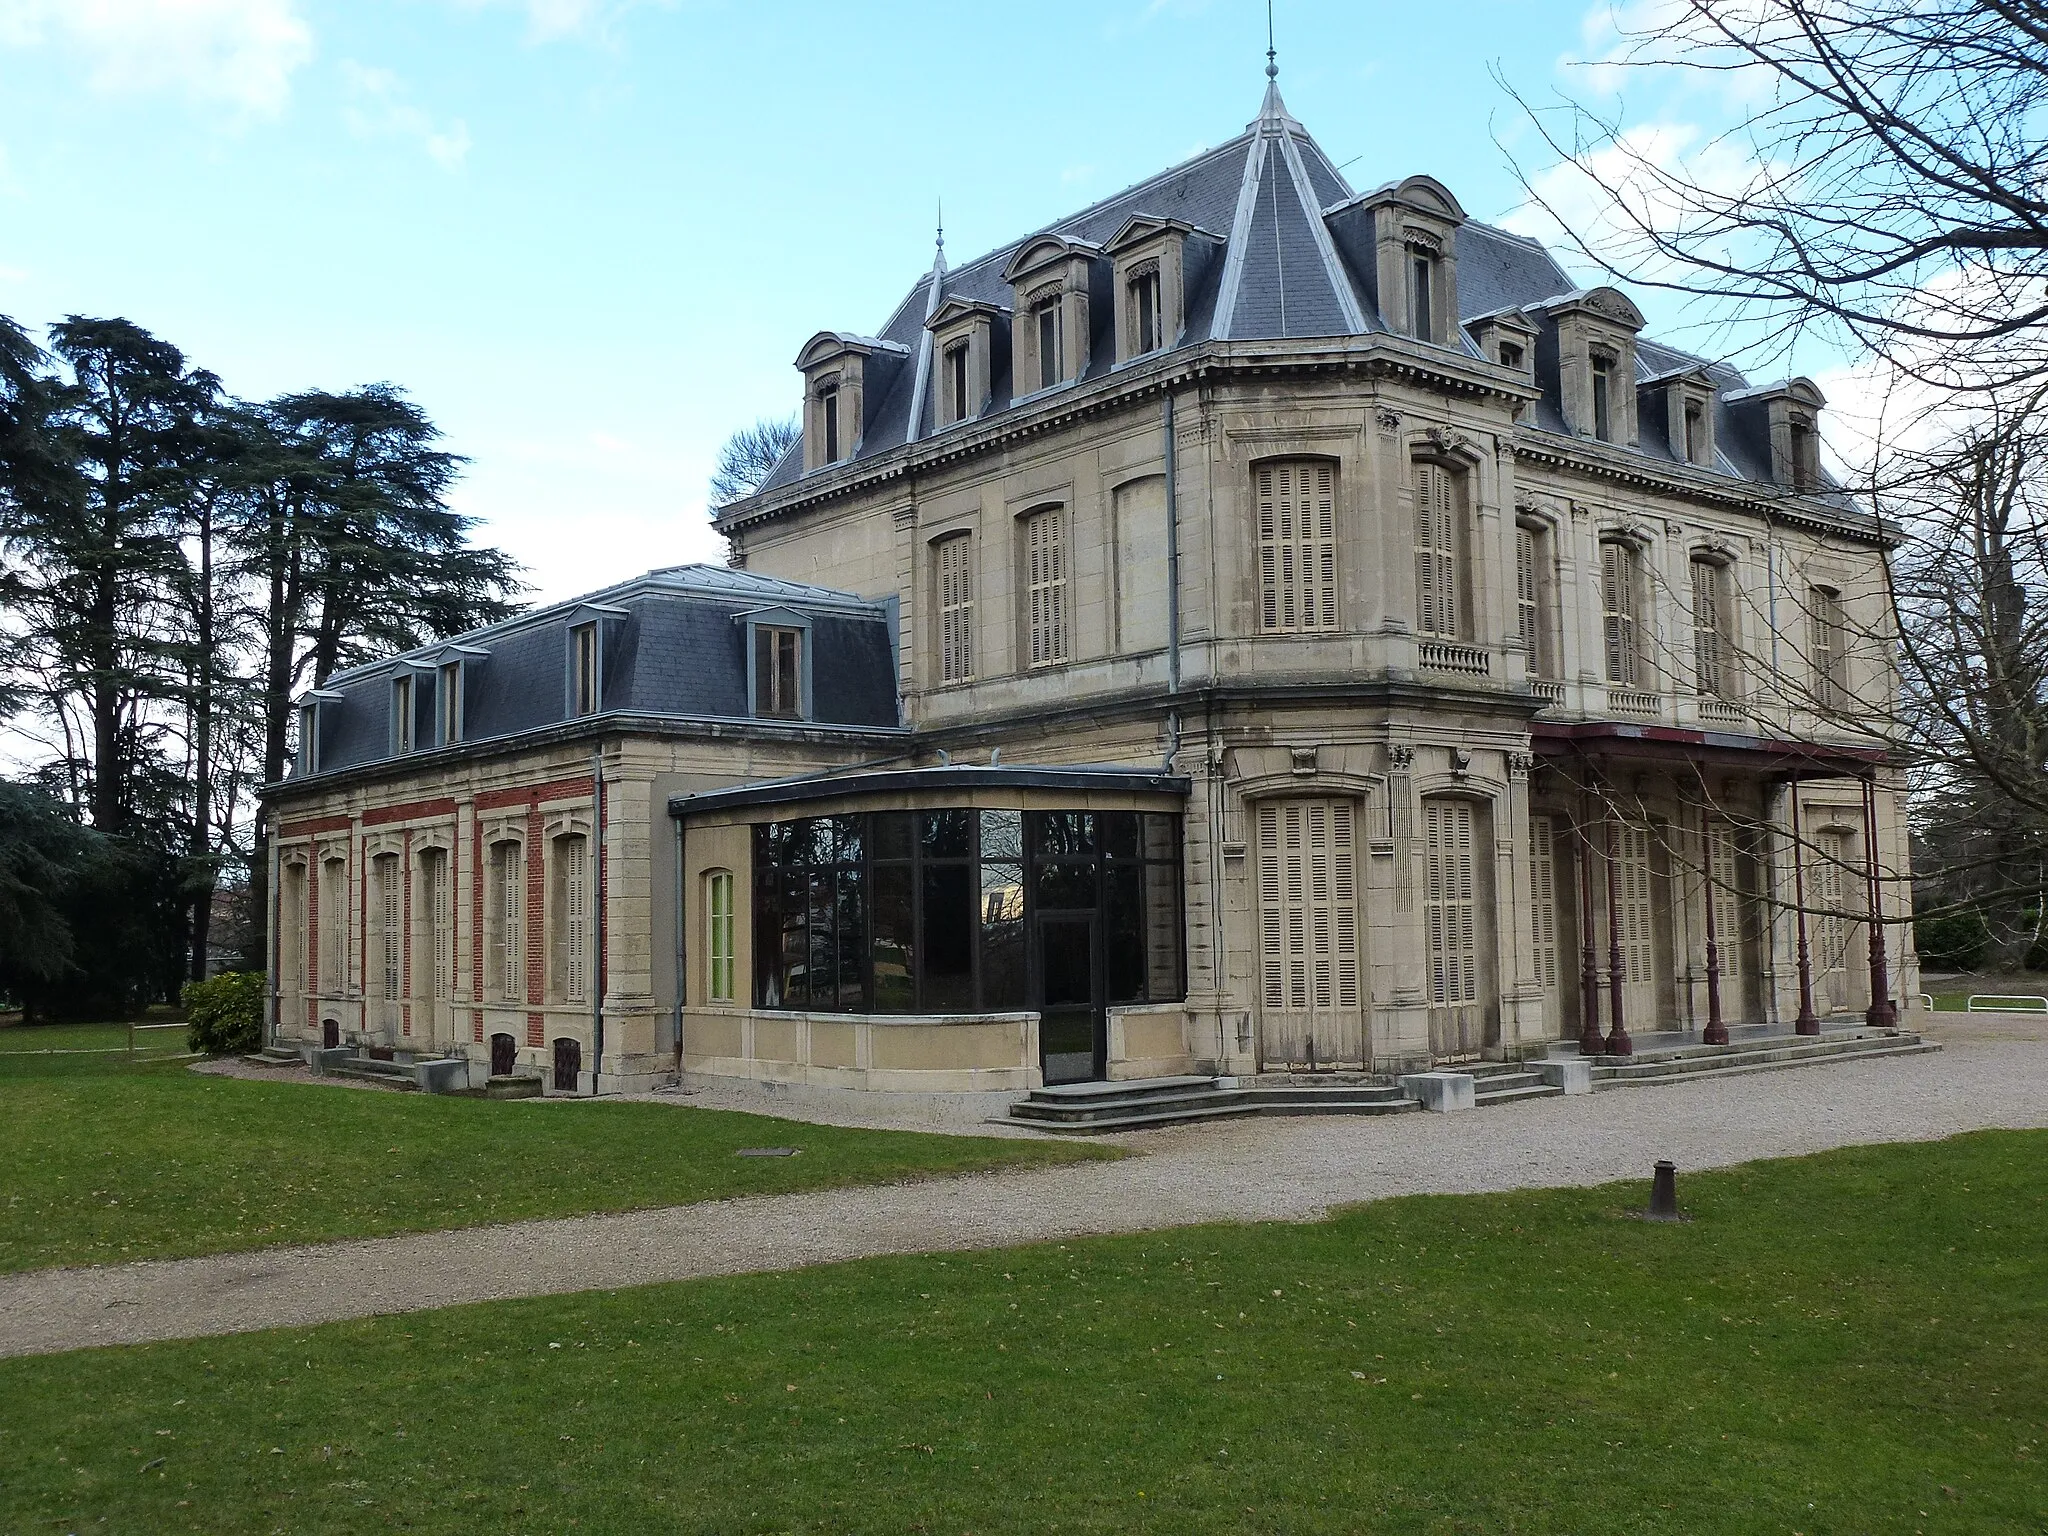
[3,1133,2043,1535]
[0,1023,1110,1275]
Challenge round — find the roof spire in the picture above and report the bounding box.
[933,197,947,275]
[1266,0,1278,80]
[1255,0,1295,126]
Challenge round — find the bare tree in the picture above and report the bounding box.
[709,415,798,509]
[1503,0,2048,395]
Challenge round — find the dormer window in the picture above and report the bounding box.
[925,297,1002,431]
[1789,414,1820,492]
[437,661,463,745]
[820,382,842,463]
[1499,340,1524,371]
[945,343,969,423]
[1727,377,1827,493]
[1591,353,1615,442]
[739,607,813,721]
[1129,264,1161,355]
[1034,293,1063,391]
[794,332,908,472]
[570,622,598,717]
[391,674,414,755]
[296,704,319,774]
[1542,287,1646,447]
[1684,401,1705,463]
[1410,251,1435,345]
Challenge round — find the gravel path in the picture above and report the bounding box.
[4,1031,2043,1359]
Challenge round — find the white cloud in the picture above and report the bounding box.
[444,0,657,44]
[340,60,471,171]
[0,0,313,116]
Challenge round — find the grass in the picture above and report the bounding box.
[2,1132,2043,1535]
[0,1023,1111,1275]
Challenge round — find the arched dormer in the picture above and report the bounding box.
[1725,377,1827,492]
[1539,287,1647,446]
[794,331,909,472]
[1001,234,1102,396]
[1101,214,1222,364]
[925,298,1008,430]
[1327,173,1467,345]
[1642,363,1719,468]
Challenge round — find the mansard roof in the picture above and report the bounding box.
[738,78,1819,507]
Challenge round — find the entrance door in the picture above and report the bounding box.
[489,1031,517,1078]
[1256,799,1364,1069]
[1037,915,1100,1085]
[1529,814,1569,1037]
[1809,828,1856,1016]
[1424,799,1496,1060]
[1613,821,1660,1030]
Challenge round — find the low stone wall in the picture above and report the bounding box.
[680,1008,1042,1093]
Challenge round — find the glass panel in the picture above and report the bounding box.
[807,871,835,1012]
[1100,811,1139,860]
[1144,860,1185,1000]
[872,811,915,862]
[1039,917,1095,1086]
[921,809,971,859]
[921,864,974,1011]
[830,815,863,865]
[978,808,1023,861]
[871,864,916,1011]
[1142,813,1178,862]
[1105,863,1145,1003]
[779,869,809,1008]
[1036,860,1096,911]
[980,861,1026,1009]
[835,869,866,1010]
[1031,810,1095,858]
[753,870,783,1007]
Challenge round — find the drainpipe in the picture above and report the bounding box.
[592,744,606,1093]
[1163,389,1182,771]
[684,819,700,1081]
[266,821,282,1050]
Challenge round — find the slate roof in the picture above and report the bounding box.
[747,78,1824,506]
[291,565,902,782]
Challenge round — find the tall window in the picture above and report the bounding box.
[1256,459,1338,634]
[1414,462,1462,639]
[946,343,970,424]
[935,534,974,683]
[820,385,841,462]
[1024,508,1068,667]
[553,834,589,1005]
[418,848,450,1002]
[753,626,803,718]
[570,623,598,716]
[1035,299,1062,391]
[1788,415,1819,491]
[1692,557,1734,699]
[491,840,523,1002]
[1601,539,1643,687]
[392,675,413,754]
[1410,253,1434,343]
[375,853,401,1001]
[705,870,736,1003]
[1499,340,1524,370]
[1591,354,1614,441]
[280,862,307,998]
[438,662,462,745]
[1129,266,1161,355]
[1810,585,1847,710]
[319,857,346,992]
[1684,400,1706,465]
[1516,523,1557,679]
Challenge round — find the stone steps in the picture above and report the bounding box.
[1581,1030,1937,1087]
[318,1050,471,1093]
[1009,1077,1415,1133]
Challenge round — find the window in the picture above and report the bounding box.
[1601,540,1643,687]
[418,847,450,1002]
[1023,508,1068,667]
[1499,341,1524,371]
[753,626,803,718]
[1256,459,1338,634]
[375,853,401,1001]
[1692,557,1734,699]
[821,385,841,462]
[437,662,463,745]
[1684,400,1706,465]
[552,834,589,1005]
[1591,354,1614,441]
[319,856,346,992]
[297,704,319,774]
[392,675,414,755]
[1129,266,1162,355]
[570,623,598,717]
[935,534,974,683]
[946,342,970,424]
[1410,253,1434,343]
[1414,462,1463,639]
[1789,415,1819,491]
[1035,299,1062,391]
[491,840,524,1002]
[705,870,736,1003]
[1810,585,1847,710]
[1256,799,1361,1047]
[1516,523,1557,679]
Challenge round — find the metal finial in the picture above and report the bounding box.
[1266,0,1278,79]
[936,195,945,255]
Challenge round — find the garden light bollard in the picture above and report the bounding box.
[1648,1160,1680,1221]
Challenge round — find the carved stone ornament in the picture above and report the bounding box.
[1375,406,1403,431]
[1514,491,1544,517]
[1507,751,1535,779]
[1387,743,1417,772]
[1402,226,1444,258]
[1449,746,1473,775]
[1424,425,1470,455]
[1290,745,1318,777]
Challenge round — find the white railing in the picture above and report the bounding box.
[1532,679,1565,706]
[1610,688,1661,718]
[1698,696,1743,723]
[1966,993,2048,1012]
[1420,640,1490,676]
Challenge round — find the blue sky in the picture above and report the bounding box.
[0,0,1707,605]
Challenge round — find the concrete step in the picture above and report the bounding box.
[1012,1091,1420,1135]
[1594,1039,1939,1089]
[1588,1032,1937,1086]
[1474,1082,1563,1106]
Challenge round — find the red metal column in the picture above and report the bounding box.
[1605,805,1633,1056]
[1701,809,1728,1046]
[1863,775,1898,1028]
[1577,794,1604,1057]
[1790,781,1820,1035]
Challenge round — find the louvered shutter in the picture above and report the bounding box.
[1026,511,1067,666]
[1603,542,1638,687]
[937,535,973,683]
[1530,815,1559,994]
[1692,560,1723,697]
[1517,525,1538,659]
[563,837,588,1004]
[1256,461,1339,634]
[1415,463,1459,638]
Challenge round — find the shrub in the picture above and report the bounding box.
[183,970,266,1056]
[1914,907,1991,972]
